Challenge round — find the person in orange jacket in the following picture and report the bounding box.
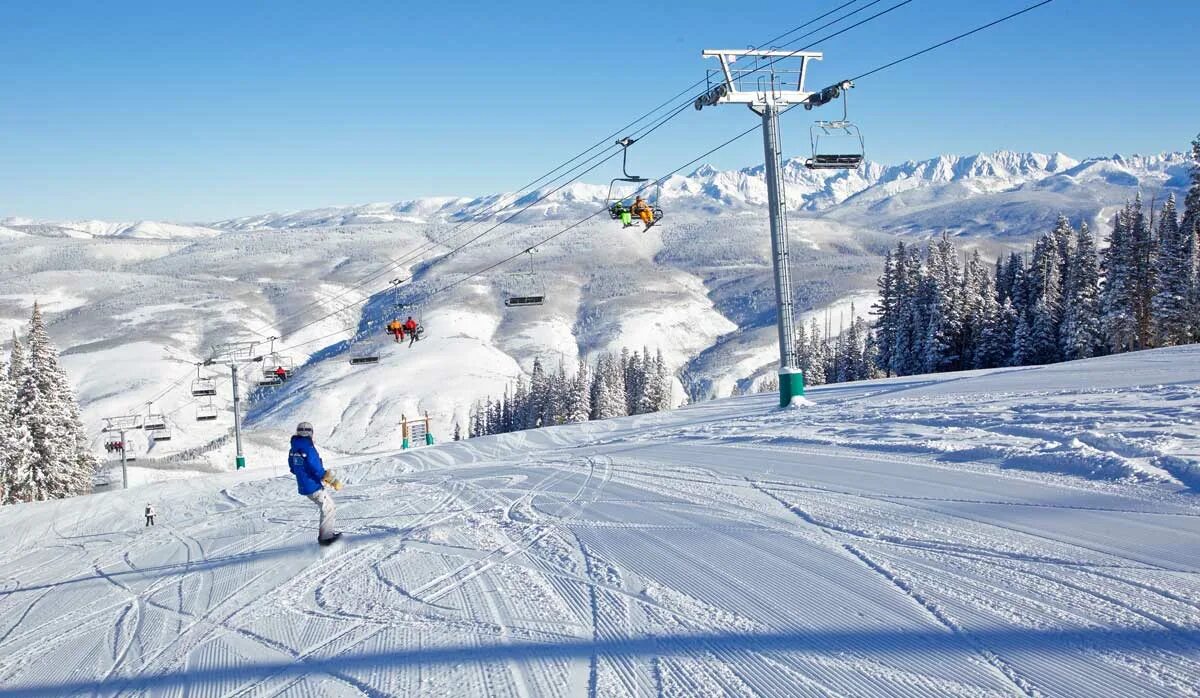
[631,196,655,229]
[386,318,404,342]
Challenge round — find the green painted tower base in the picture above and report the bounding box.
[779,368,805,407]
[425,433,434,446]
[402,437,410,450]
[236,456,246,470]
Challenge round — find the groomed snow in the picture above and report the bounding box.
[1,347,1198,696]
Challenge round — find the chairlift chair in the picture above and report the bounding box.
[803,80,865,171]
[262,354,295,379]
[257,374,284,387]
[149,428,172,443]
[191,377,217,397]
[143,404,167,432]
[504,249,546,308]
[348,328,380,366]
[606,137,664,230]
[196,401,218,422]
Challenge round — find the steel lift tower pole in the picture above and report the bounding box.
[696,49,824,406]
[210,342,257,470]
[100,415,144,489]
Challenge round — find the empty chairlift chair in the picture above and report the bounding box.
[504,249,546,308]
[196,402,218,422]
[803,80,865,171]
[191,368,217,397]
[348,330,380,365]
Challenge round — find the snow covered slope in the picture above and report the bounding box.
[1,347,1198,696]
[1,149,1188,474]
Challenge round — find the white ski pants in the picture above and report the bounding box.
[307,488,337,541]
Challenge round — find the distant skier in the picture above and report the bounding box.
[403,316,420,347]
[144,503,156,527]
[288,421,342,545]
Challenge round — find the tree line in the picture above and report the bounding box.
[869,135,1200,380]
[464,347,673,438]
[1,303,95,505]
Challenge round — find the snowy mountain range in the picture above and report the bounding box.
[1,148,1190,475]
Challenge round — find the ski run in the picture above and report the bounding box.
[1,345,1199,697]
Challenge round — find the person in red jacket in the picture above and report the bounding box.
[403,316,420,347]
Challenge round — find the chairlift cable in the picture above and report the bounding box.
[848,0,1057,82]
[240,0,887,341]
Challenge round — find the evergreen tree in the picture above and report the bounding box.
[9,332,25,383]
[976,298,1017,369]
[1024,229,1066,364]
[9,304,95,501]
[1181,133,1200,341]
[1151,194,1192,345]
[528,358,549,428]
[567,358,591,423]
[960,249,993,369]
[871,249,898,375]
[654,349,673,411]
[1128,195,1156,347]
[1102,206,1139,353]
[799,318,826,385]
[897,244,926,376]
[1011,311,1035,366]
[592,354,626,420]
[919,238,963,374]
[453,421,461,441]
[1059,223,1105,360]
[0,358,11,503]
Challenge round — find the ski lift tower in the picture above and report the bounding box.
[210,342,257,470]
[100,414,143,489]
[696,49,824,406]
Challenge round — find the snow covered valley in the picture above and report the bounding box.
[1,346,1198,696]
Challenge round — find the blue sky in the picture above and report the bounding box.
[2,0,1197,221]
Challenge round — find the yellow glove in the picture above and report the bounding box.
[322,471,343,491]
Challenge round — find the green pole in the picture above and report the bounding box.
[778,367,805,407]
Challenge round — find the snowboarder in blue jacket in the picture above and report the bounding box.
[288,421,341,545]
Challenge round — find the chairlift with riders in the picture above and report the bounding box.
[606,137,663,231]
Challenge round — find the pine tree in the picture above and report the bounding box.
[1011,311,1035,366]
[1128,195,1156,347]
[0,358,11,503]
[897,244,926,376]
[799,318,826,385]
[1181,133,1200,341]
[871,248,898,376]
[529,358,549,428]
[593,354,627,420]
[1059,223,1105,360]
[10,304,95,501]
[919,238,962,374]
[1102,206,1139,353]
[1152,194,1191,346]
[636,350,663,415]
[567,358,591,423]
[9,332,25,383]
[977,298,1017,369]
[654,349,673,411]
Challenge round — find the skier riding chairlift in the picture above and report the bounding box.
[403,316,421,347]
[387,318,405,343]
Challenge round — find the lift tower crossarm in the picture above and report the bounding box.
[699,50,822,110]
